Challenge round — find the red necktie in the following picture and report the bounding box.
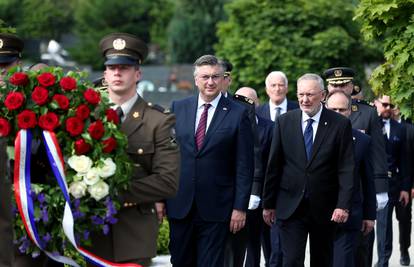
[195,103,211,150]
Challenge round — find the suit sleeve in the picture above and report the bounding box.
[233,109,254,211]
[262,117,283,209]
[122,114,180,204]
[336,120,355,210]
[361,138,377,220]
[367,108,389,193]
[398,123,411,192]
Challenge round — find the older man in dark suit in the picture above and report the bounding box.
[263,73,354,267]
[166,55,254,267]
[325,90,376,267]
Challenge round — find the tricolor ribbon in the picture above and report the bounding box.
[14,129,142,267]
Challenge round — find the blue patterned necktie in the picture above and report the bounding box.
[304,118,314,160]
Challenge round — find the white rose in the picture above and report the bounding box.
[88,180,109,201]
[98,158,116,178]
[68,155,93,174]
[83,167,101,186]
[68,181,87,199]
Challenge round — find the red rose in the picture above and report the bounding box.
[74,138,91,155]
[0,118,11,137]
[65,117,84,137]
[31,86,49,106]
[83,88,101,105]
[75,104,91,120]
[4,92,25,110]
[59,77,77,91]
[102,137,117,153]
[88,120,105,140]
[17,110,37,129]
[105,109,119,125]
[37,73,56,87]
[38,112,59,131]
[52,94,70,110]
[9,72,29,86]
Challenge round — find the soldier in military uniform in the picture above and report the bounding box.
[87,33,180,267]
[0,33,24,267]
[324,67,389,267]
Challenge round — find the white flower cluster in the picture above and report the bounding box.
[67,155,116,201]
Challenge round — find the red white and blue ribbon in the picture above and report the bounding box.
[14,129,142,267]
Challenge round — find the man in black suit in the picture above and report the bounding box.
[235,87,274,267]
[373,95,410,267]
[256,71,298,267]
[166,55,254,267]
[325,90,376,267]
[392,107,414,266]
[263,73,354,267]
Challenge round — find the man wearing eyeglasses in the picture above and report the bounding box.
[325,90,376,267]
[373,95,410,267]
[166,55,254,267]
[324,67,389,267]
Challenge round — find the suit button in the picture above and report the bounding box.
[137,148,144,154]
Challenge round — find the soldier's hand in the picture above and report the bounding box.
[263,209,275,227]
[229,209,246,234]
[155,202,166,224]
[399,191,409,207]
[361,220,375,235]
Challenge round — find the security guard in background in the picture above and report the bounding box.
[0,33,23,267]
[87,33,179,267]
[324,67,388,267]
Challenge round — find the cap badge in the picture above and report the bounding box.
[334,69,342,77]
[113,38,126,50]
[0,39,3,49]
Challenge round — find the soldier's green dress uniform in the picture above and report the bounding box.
[87,33,179,267]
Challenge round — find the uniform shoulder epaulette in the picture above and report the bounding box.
[147,102,170,114]
[233,94,254,105]
[356,99,373,106]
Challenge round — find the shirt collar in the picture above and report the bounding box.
[114,94,138,116]
[269,98,287,112]
[198,93,221,109]
[302,104,323,124]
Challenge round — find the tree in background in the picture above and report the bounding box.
[355,1,414,118]
[168,0,229,63]
[215,0,382,99]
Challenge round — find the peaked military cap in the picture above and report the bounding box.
[99,32,148,65]
[323,67,355,85]
[221,59,233,77]
[0,33,24,64]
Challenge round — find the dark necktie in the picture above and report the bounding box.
[116,106,124,122]
[195,103,211,150]
[275,107,281,119]
[304,118,314,160]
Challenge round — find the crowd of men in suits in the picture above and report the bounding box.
[0,32,413,267]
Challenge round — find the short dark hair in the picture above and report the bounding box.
[220,59,233,74]
[193,55,223,76]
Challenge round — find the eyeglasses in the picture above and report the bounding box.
[198,74,224,82]
[330,108,349,112]
[297,92,322,99]
[380,102,394,109]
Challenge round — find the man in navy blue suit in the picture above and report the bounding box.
[256,71,298,267]
[373,95,410,267]
[325,90,376,267]
[166,55,254,267]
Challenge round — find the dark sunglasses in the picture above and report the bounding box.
[381,102,395,109]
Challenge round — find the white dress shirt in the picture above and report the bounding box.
[301,104,323,142]
[383,118,390,139]
[269,98,287,121]
[195,93,222,134]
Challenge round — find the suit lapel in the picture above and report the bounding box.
[188,96,198,153]
[295,111,309,163]
[307,107,330,166]
[121,97,145,136]
[198,96,230,152]
[264,103,271,121]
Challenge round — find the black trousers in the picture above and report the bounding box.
[396,194,412,254]
[278,199,336,267]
